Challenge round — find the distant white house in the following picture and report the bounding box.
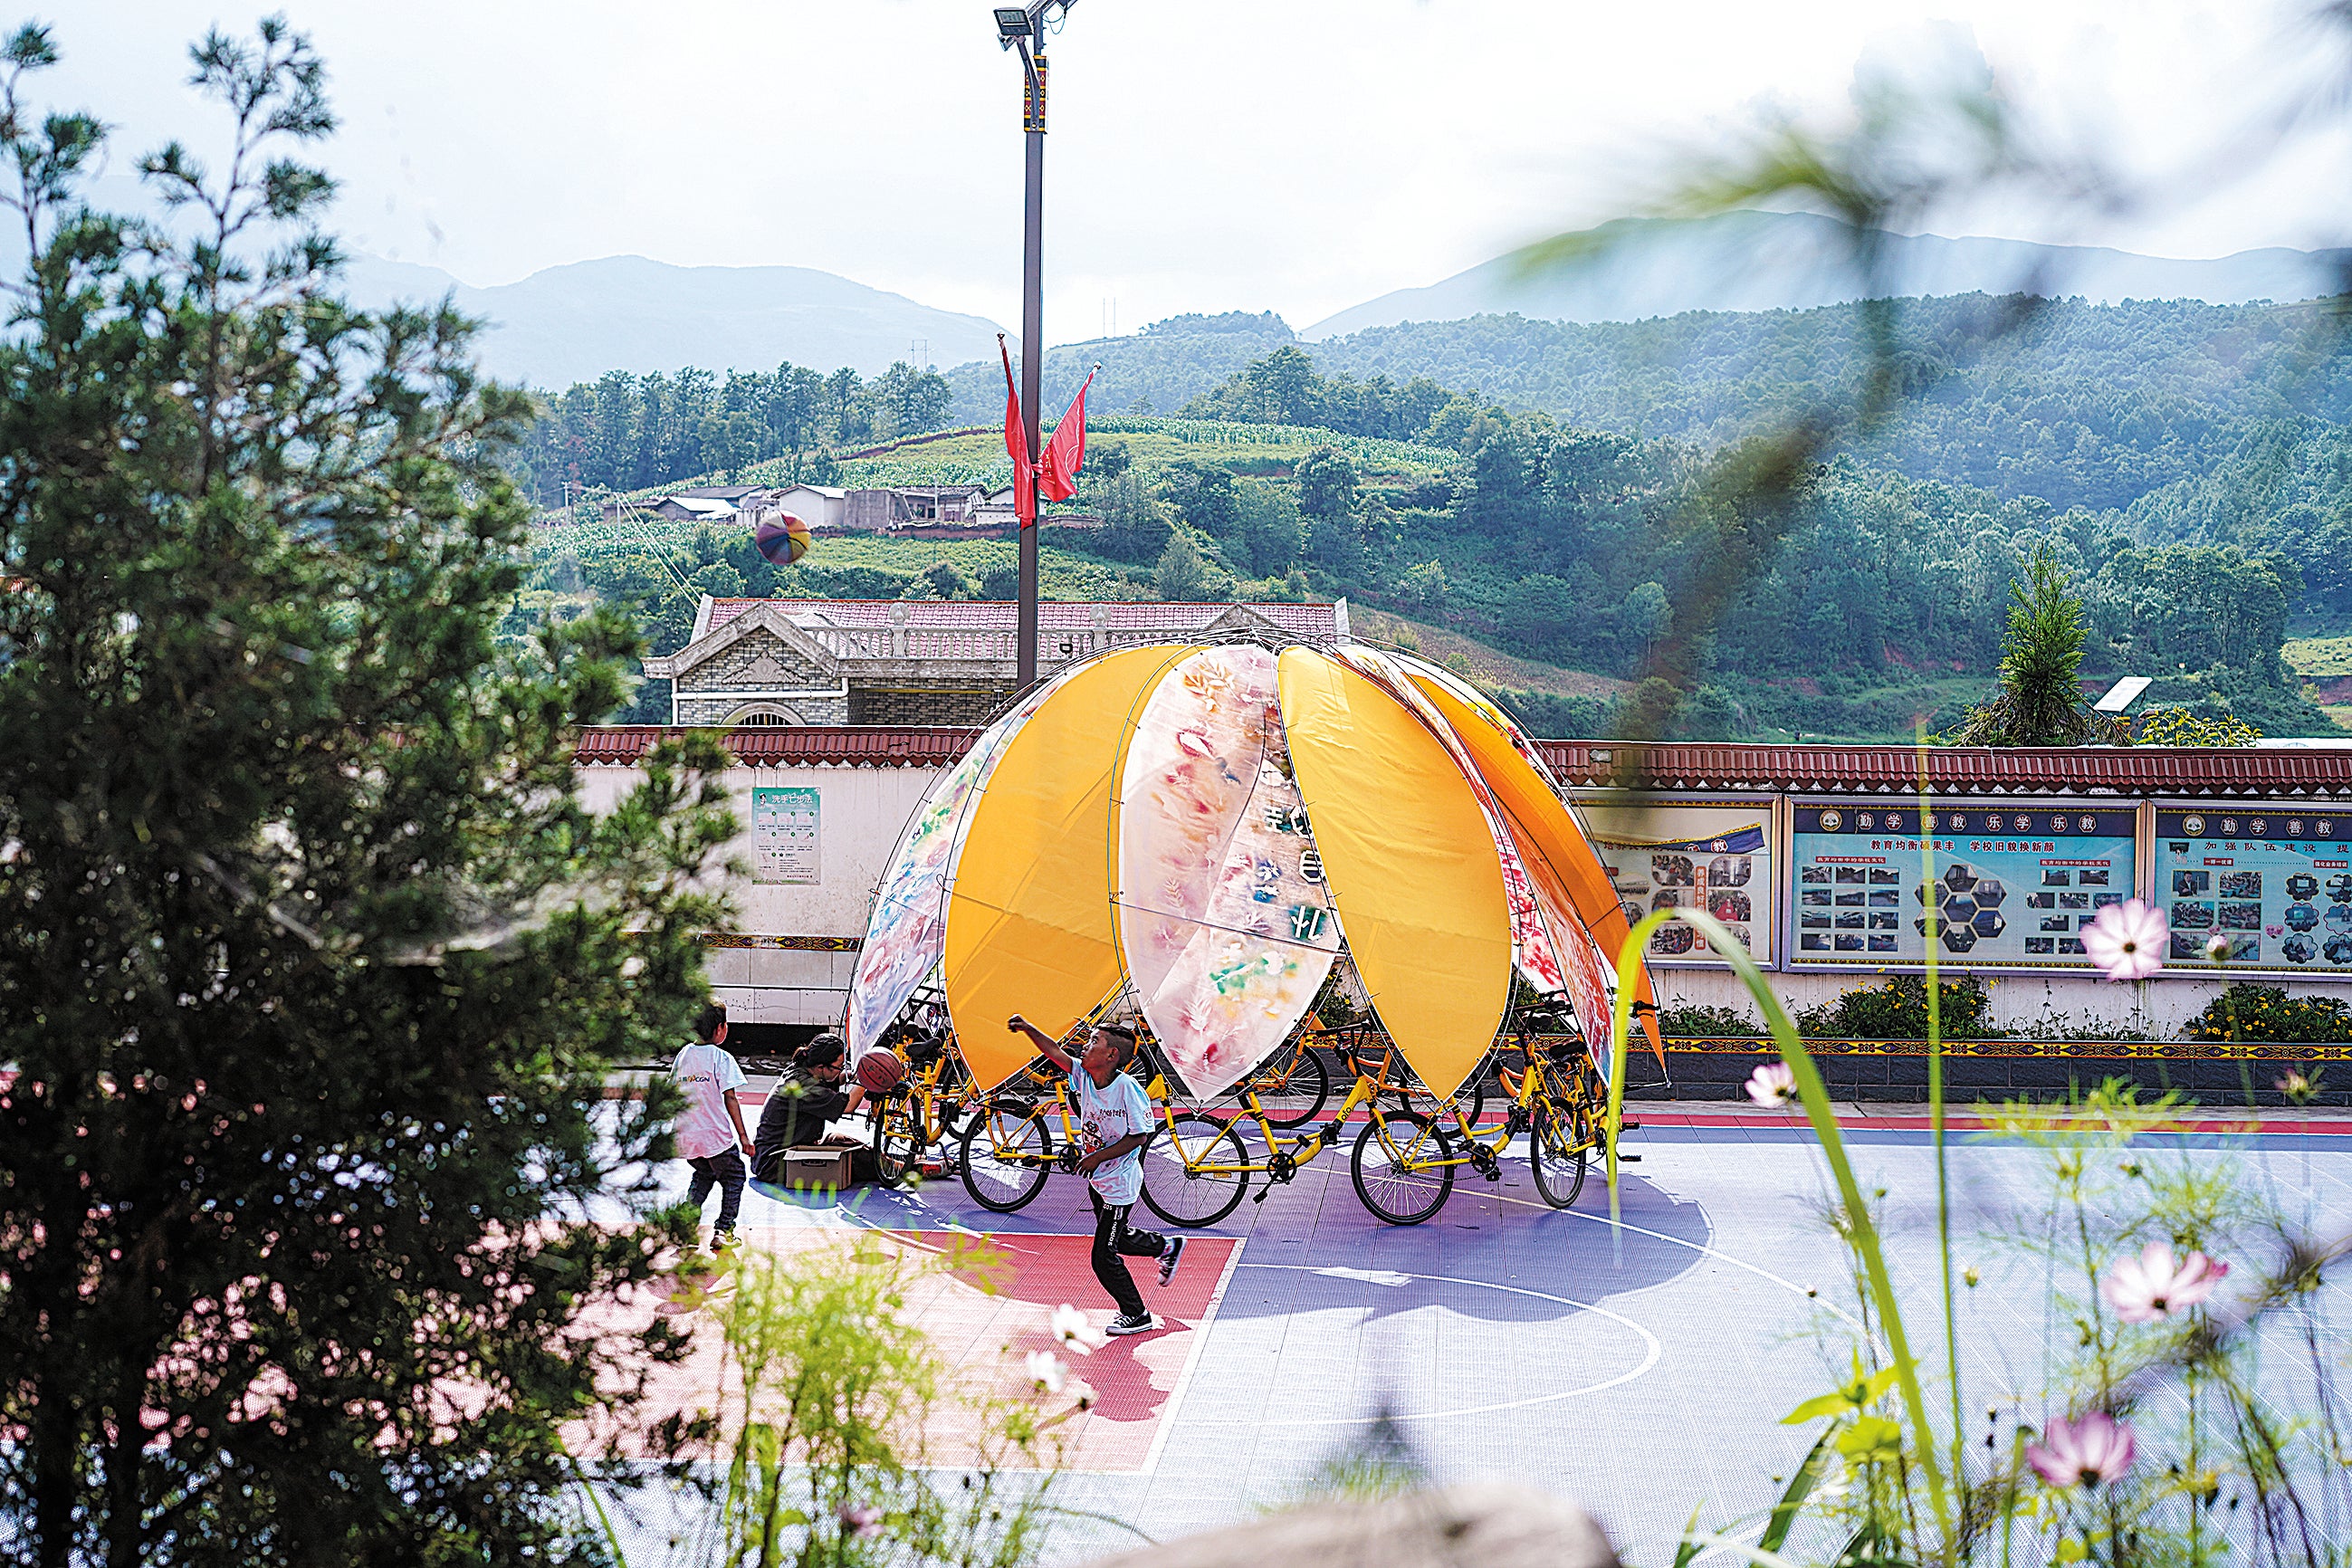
[641,493,741,522]
[761,483,847,529]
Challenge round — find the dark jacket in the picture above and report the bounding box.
[751,1072,854,1181]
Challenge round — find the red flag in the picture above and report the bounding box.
[999,336,1036,526]
[1039,366,1097,502]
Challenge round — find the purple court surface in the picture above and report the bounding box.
[614,1098,2352,1566]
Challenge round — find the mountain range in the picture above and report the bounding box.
[336,253,1008,389]
[1300,210,2352,339]
[336,211,2351,395]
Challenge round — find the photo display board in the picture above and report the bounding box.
[1575,798,1775,966]
[1789,801,2138,969]
[2156,806,2352,970]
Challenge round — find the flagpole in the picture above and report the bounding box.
[1014,20,1048,692]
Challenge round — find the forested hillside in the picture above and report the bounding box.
[942,294,2352,516]
[509,292,2349,741]
[512,359,954,505]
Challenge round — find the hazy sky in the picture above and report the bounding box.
[54,1,2352,337]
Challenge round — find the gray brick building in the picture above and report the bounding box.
[642,598,1347,727]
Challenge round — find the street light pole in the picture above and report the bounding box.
[1017,35,1045,692]
[999,2,1072,693]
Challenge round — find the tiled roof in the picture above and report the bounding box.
[1537,741,2352,798]
[703,598,1340,639]
[578,728,2352,789]
[575,726,981,768]
[573,726,2352,795]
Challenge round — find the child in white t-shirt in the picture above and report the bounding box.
[670,1004,753,1249]
[1006,1014,1184,1335]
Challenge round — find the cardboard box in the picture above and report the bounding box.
[778,1145,857,1192]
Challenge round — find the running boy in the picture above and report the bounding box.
[1006,1014,1183,1334]
[672,1003,754,1249]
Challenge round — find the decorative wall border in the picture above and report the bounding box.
[700,932,864,952]
[1640,1034,2352,1062]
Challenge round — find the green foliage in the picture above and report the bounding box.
[517,358,954,503]
[1794,977,2003,1039]
[1153,529,1228,602]
[2182,984,2352,1043]
[0,24,737,1563]
[2131,705,2260,746]
[656,1237,1057,1568]
[1950,543,2122,746]
[1655,1003,1763,1037]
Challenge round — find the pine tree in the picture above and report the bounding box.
[1950,543,2122,746]
[0,24,735,1562]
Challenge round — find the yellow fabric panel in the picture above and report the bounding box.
[1276,646,1509,1099]
[1403,666,1668,1067]
[945,645,1194,1091]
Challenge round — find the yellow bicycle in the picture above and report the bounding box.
[954,1056,1167,1213]
[867,1016,979,1187]
[1142,1003,1621,1226]
[1139,1063,1467,1228]
[1420,1000,1614,1209]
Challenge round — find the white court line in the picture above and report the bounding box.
[1188,1264,1662,1427]
[1138,1235,1248,1474]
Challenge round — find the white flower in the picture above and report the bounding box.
[2081,899,2166,982]
[1024,1350,1066,1393]
[1050,1303,1104,1351]
[2203,932,2232,963]
[2101,1240,2230,1324]
[1745,1062,1797,1106]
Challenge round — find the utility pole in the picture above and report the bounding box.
[997,2,1074,692]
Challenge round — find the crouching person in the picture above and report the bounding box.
[751,1034,867,1186]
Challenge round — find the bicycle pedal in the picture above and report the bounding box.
[1616,1152,1642,1163]
[1251,1188,1270,1204]
[1621,1118,1642,1130]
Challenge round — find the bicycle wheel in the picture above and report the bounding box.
[1350,1109,1455,1226]
[1140,1113,1251,1228]
[958,1099,1052,1213]
[872,1096,922,1188]
[1527,1099,1590,1209]
[1253,1041,1332,1130]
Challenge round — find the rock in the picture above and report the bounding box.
[1082,1481,1621,1568]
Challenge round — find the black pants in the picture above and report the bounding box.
[1088,1188,1166,1318]
[688,1150,745,1234]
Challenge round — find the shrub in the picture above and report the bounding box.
[2132,705,2261,746]
[1658,1002,1763,1037]
[2182,983,2352,1042]
[1794,976,2003,1039]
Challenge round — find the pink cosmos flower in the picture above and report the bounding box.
[2101,1240,2230,1324]
[837,1502,884,1539]
[2081,899,2166,982]
[2027,1411,2137,1489]
[1745,1062,1796,1106]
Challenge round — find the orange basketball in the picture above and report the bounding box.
[855,1050,909,1093]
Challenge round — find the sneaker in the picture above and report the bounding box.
[1157,1237,1187,1286]
[1104,1311,1159,1336]
[712,1229,740,1252]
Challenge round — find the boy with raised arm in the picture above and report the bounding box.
[1007,1013,1184,1335]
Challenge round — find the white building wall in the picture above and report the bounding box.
[577,760,944,1028]
[578,757,2352,1039]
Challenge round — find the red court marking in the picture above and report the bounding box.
[595,1228,1240,1476]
